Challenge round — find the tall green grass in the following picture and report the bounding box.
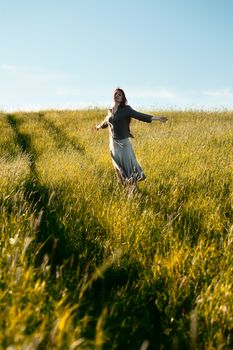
[0,109,232,349]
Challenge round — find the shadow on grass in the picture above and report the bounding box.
[6,114,38,177]
[6,114,104,271]
[38,112,85,153]
[74,262,161,350]
[6,114,162,350]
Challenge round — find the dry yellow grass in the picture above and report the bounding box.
[0,109,232,349]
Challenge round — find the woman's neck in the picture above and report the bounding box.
[113,102,120,113]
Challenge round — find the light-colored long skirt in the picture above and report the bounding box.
[109,137,146,183]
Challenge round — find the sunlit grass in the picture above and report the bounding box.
[0,109,232,349]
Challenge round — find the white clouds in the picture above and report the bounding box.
[1,70,233,111]
[125,86,194,109]
[127,87,177,100]
[126,87,233,110]
[1,64,21,72]
[0,63,80,110]
[199,89,233,109]
[0,64,73,82]
[202,89,233,98]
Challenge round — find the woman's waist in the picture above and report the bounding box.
[109,129,133,139]
[109,136,131,148]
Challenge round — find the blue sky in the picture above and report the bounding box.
[1,0,233,111]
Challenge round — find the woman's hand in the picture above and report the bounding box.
[159,116,168,123]
[151,116,168,123]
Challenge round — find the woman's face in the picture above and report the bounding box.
[114,90,123,104]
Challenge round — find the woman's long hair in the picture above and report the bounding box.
[114,88,127,107]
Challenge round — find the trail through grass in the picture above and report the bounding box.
[0,109,232,349]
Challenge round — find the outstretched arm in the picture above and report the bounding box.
[96,121,107,130]
[128,106,153,123]
[128,106,168,123]
[96,109,112,130]
[96,116,109,130]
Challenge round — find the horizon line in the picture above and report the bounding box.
[1,104,233,113]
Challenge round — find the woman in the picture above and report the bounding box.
[96,88,167,188]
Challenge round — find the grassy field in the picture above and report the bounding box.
[0,109,232,350]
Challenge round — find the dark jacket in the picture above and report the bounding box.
[98,105,152,140]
